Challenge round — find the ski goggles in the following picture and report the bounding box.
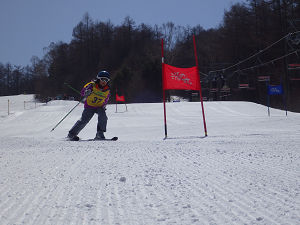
[98,77,110,83]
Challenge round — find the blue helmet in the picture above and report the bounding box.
[96,70,110,80]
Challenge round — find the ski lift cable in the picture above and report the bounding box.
[199,71,208,77]
[207,30,300,74]
[220,49,300,82]
[201,49,299,82]
[233,49,300,74]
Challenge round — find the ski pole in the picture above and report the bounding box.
[64,81,105,98]
[65,82,104,98]
[64,82,81,95]
[50,98,85,132]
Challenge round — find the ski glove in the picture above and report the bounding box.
[84,89,92,97]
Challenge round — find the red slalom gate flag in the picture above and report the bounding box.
[116,94,125,102]
[163,64,200,90]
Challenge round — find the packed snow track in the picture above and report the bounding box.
[0,95,299,224]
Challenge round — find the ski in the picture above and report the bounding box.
[66,136,118,141]
[82,136,118,141]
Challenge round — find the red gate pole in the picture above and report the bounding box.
[193,35,208,136]
[115,88,118,113]
[161,38,168,139]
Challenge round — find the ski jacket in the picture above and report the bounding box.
[81,81,110,108]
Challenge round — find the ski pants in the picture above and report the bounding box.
[69,107,107,136]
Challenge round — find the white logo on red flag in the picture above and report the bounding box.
[170,72,193,85]
[163,64,200,90]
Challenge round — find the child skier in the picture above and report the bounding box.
[67,71,111,141]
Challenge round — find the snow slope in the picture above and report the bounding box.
[0,95,299,225]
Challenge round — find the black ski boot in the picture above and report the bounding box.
[67,133,79,141]
[94,131,105,140]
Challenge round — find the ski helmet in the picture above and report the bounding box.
[96,70,110,80]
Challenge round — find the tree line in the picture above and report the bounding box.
[1,0,300,111]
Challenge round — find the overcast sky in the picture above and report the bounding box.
[0,0,246,67]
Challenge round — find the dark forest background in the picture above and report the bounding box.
[1,0,300,111]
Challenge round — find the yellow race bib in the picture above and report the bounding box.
[85,83,110,107]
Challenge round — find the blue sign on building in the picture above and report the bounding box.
[267,85,283,95]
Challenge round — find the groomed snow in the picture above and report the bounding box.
[0,94,299,224]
